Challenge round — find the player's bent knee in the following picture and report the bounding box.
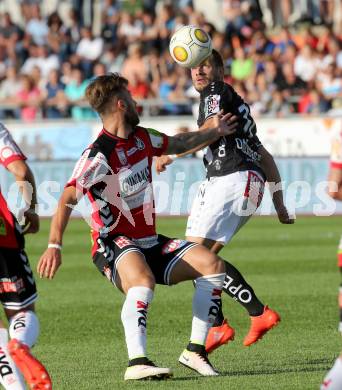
[125,274,155,292]
[193,251,224,276]
[206,254,225,274]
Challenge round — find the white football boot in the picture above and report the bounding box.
[179,348,219,376]
[124,360,173,380]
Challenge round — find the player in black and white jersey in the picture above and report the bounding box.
[157,49,294,352]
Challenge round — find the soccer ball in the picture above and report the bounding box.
[169,25,212,68]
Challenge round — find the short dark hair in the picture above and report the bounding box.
[85,73,128,115]
[209,49,224,71]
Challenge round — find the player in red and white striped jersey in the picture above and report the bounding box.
[0,123,51,390]
[328,122,342,331]
[37,73,244,380]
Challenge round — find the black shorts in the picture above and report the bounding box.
[93,234,198,286]
[0,248,37,310]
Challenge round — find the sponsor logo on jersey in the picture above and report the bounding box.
[0,218,6,236]
[114,236,134,249]
[161,239,187,254]
[235,138,261,161]
[204,94,220,118]
[116,148,127,166]
[119,158,150,197]
[127,146,138,156]
[134,136,145,150]
[0,277,25,293]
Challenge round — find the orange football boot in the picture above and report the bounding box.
[243,306,280,347]
[205,319,235,354]
[8,339,52,390]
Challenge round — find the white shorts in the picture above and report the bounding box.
[186,170,265,244]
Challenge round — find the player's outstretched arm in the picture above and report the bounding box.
[155,155,174,174]
[259,146,295,224]
[6,159,39,234]
[165,113,238,155]
[37,186,78,279]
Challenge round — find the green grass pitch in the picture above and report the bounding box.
[22,216,341,389]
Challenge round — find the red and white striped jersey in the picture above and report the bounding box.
[66,126,168,256]
[0,123,27,248]
[330,122,342,169]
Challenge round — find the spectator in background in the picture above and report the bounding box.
[158,68,191,115]
[0,66,21,119]
[222,0,248,44]
[20,44,39,75]
[140,10,159,52]
[317,63,342,104]
[29,64,45,90]
[156,3,176,51]
[16,74,42,121]
[255,72,272,111]
[267,89,293,117]
[102,45,125,74]
[101,8,120,47]
[63,8,82,55]
[117,11,143,45]
[121,43,148,86]
[128,73,151,101]
[60,61,73,85]
[35,45,59,80]
[43,69,68,119]
[25,3,48,46]
[0,12,22,64]
[76,26,104,78]
[46,11,64,55]
[251,29,275,56]
[273,27,296,56]
[231,47,254,81]
[298,88,329,114]
[276,62,307,95]
[294,45,320,82]
[92,62,107,78]
[64,67,94,120]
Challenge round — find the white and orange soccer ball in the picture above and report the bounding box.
[169,25,212,68]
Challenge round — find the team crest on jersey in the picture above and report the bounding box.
[116,148,127,166]
[114,236,134,249]
[135,137,145,150]
[162,239,187,254]
[204,94,220,118]
[0,277,25,293]
[213,159,222,170]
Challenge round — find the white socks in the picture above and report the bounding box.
[190,273,225,345]
[9,311,39,348]
[0,328,25,390]
[121,286,154,360]
[321,357,342,390]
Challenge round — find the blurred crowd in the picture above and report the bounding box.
[0,0,341,121]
